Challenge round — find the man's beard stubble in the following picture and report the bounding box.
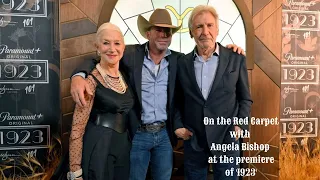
[156,44,170,51]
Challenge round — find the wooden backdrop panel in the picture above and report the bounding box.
[255,6,282,60]
[250,0,281,179]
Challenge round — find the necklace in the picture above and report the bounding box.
[96,64,126,94]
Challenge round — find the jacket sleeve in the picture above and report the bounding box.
[236,55,253,130]
[70,58,99,78]
[173,55,185,131]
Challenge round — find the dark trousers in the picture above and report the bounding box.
[82,121,131,180]
[184,140,240,180]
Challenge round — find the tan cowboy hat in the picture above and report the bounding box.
[137,8,182,39]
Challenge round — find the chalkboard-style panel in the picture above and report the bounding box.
[0,0,60,178]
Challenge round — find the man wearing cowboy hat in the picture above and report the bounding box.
[70,8,244,180]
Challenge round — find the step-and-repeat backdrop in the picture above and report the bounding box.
[0,0,60,178]
[281,1,319,143]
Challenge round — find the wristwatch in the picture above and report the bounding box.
[67,169,82,180]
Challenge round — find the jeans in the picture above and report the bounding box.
[130,128,173,180]
[184,140,240,180]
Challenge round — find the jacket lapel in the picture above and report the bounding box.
[133,44,146,105]
[206,45,230,101]
[168,54,177,106]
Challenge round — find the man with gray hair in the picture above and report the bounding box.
[174,5,252,180]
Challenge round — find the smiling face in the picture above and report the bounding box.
[96,29,125,65]
[191,11,219,50]
[146,26,172,51]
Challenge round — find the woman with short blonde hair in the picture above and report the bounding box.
[68,23,133,180]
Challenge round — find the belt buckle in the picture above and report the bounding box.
[146,125,159,132]
[145,124,161,132]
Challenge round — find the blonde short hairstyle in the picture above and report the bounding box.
[96,22,124,42]
[188,5,219,35]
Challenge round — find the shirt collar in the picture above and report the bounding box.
[193,43,219,60]
[145,42,171,61]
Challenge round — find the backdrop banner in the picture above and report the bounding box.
[281,0,320,143]
[0,0,60,178]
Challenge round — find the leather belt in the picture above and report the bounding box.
[139,122,166,132]
[92,113,126,133]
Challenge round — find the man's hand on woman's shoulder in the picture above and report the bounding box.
[70,76,93,107]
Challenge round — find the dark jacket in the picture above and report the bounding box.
[174,44,253,154]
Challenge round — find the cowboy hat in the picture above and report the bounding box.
[137,8,182,39]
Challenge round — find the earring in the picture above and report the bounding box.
[97,51,101,56]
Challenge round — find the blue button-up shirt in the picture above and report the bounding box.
[141,44,170,124]
[194,43,219,99]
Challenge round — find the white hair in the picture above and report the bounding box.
[96,22,124,42]
[188,5,219,37]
